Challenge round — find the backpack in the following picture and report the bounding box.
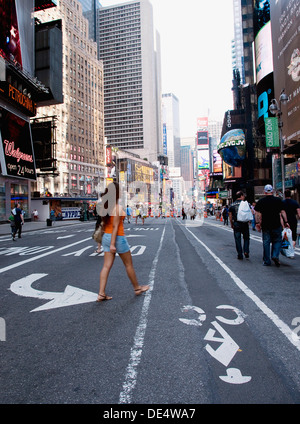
[237,201,253,222]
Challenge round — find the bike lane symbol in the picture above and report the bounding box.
[179,305,251,385]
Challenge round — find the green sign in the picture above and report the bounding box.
[265,117,279,148]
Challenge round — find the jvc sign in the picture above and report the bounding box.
[265,117,279,148]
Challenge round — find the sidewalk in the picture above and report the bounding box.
[0,219,93,236]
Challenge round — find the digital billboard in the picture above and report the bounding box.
[213,150,223,174]
[0,0,35,75]
[254,0,274,132]
[34,0,57,11]
[270,0,300,142]
[0,0,22,67]
[0,107,36,180]
[197,131,209,147]
[198,149,210,170]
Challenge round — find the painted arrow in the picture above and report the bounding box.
[9,274,98,312]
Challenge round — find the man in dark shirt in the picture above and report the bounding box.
[12,203,24,239]
[283,190,300,247]
[229,191,250,260]
[255,185,289,267]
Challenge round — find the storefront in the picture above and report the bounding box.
[0,104,36,222]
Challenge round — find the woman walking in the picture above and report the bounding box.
[97,182,149,302]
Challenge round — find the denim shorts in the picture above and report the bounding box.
[102,233,130,254]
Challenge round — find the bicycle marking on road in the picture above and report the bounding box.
[119,226,166,404]
[180,304,251,384]
[183,225,300,352]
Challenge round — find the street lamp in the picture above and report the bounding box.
[269,89,288,199]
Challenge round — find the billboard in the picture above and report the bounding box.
[198,149,210,170]
[0,107,36,180]
[217,129,246,167]
[254,0,274,132]
[0,0,35,75]
[197,117,208,129]
[213,149,223,174]
[197,131,209,147]
[0,0,22,67]
[35,0,57,11]
[270,0,300,143]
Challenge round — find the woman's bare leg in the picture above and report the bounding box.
[119,251,149,294]
[98,252,115,301]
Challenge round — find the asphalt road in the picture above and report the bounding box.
[0,217,300,407]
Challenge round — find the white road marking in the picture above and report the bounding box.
[119,226,166,404]
[9,273,97,312]
[184,225,300,352]
[0,237,92,274]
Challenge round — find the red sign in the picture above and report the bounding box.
[106,146,112,166]
[34,0,57,11]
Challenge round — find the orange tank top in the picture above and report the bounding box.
[103,215,125,236]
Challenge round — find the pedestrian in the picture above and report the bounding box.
[94,214,104,254]
[251,202,256,230]
[222,205,229,225]
[97,182,149,302]
[126,204,132,223]
[32,209,39,221]
[182,207,186,220]
[12,203,24,239]
[283,189,300,248]
[8,210,16,241]
[255,184,290,267]
[135,205,140,224]
[228,191,250,260]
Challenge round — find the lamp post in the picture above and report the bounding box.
[269,89,288,199]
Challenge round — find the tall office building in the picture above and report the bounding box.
[96,0,162,161]
[35,0,105,196]
[162,93,181,168]
[232,0,245,84]
[78,0,101,42]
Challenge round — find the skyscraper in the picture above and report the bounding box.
[35,0,105,197]
[162,93,181,168]
[96,0,161,161]
[78,0,101,41]
[232,0,245,84]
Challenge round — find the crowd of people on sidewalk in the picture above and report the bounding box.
[227,185,300,267]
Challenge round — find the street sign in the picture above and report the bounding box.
[265,117,279,148]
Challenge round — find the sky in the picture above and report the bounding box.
[99,0,235,137]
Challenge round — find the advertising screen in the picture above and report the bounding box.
[0,107,36,180]
[213,149,223,174]
[197,131,209,147]
[270,0,300,142]
[0,0,22,67]
[198,149,210,170]
[0,0,34,76]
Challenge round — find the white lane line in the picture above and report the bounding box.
[0,237,92,274]
[119,226,166,404]
[184,225,300,352]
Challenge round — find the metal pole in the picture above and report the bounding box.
[278,108,285,199]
